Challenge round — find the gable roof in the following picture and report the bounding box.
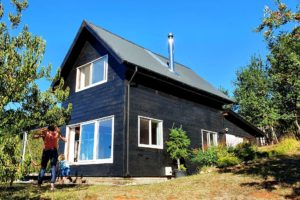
[59,20,233,103]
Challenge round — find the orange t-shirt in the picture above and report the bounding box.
[43,131,59,150]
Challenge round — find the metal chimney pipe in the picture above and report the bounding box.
[168,33,174,72]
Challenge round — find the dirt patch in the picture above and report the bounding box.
[249,191,280,199]
[83,195,98,200]
[114,195,139,200]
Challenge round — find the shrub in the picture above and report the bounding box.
[0,134,25,186]
[274,137,298,155]
[25,131,44,174]
[234,143,257,162]
[216,154,241,168]
[178,164,187,172]
[166,127,191,170]
[256,151,271,158]
[190,147,218,167]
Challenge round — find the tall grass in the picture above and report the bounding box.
[274,137,299,155]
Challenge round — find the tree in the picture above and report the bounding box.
[0,0,71,186]
[166,127,191,171]
[218,86,234,110]
[268,29,300,135]
[233,56,279,143]
[257,0,300,135]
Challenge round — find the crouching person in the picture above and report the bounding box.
[34,125,67,190]
[58,154,72,184]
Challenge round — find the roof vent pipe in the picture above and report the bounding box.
[168,33,174,72]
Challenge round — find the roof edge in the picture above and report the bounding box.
[52,20,124,87]
[223,109,265,137]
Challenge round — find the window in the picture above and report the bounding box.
[225,134,243,147]
[65,116,114,164]
[138,116,163,149]
[76,55,108,91]
[201,129,218,150]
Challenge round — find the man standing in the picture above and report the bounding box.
[34,125,67,190]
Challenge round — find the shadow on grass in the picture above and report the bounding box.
[0,183,88,200]
[220,155,300,199]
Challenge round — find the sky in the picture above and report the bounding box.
[4,0,299,94]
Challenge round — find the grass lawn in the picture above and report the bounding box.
[1,145,300,200]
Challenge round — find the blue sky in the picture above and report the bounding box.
[7,0,298,94]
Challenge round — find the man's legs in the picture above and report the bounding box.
[38,150,49,185]
[50,149,58,190]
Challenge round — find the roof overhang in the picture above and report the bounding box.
[53,20,234,105]
[223,109,265,137]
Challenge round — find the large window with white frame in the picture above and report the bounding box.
[138,116,163,149]
[65,116,114,164]
[201,129,218,150]
[76,55,108,91]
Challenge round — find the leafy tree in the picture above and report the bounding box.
[233,56,279,142]
[257,0,300,135]
[166,127,191,171]
[218,86,234,110]
[0,134,22,187]
[0,0,72,186]
[268,29,300,135]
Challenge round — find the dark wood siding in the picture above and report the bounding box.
[61,32,126,177]
[127,72,256,177]
[223,117,257,142]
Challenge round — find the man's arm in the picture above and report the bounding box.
[33,129,46,139]
[55,126,67,142]
[59,134,67,142]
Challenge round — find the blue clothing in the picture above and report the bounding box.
[61,168,70,177]
[38,149,58,184]
[59,160,70,177]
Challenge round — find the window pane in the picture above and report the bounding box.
[213,133,217,146]
[140,118,149,144]
[210,133,214,146]
[92,57,105,84]
[79,123,95,160]
[79,64,90,89]
[202,131,208,149]
[97,118,113,159]
[151,121,158,145]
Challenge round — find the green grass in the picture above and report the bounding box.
[258,137,300,156]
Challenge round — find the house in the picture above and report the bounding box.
[56,20,264,177]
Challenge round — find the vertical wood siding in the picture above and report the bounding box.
[61,33,126,177]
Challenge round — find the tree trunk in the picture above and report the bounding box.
[295,119,300,135]
[9,176,14,187]
[270,126,279,144]
[177,158,180,170]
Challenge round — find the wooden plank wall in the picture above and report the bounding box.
[60,32,126,177]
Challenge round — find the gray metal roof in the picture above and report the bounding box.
[85,21,233,103]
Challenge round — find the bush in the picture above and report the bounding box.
[166,127,191,170]
[25,131,44,174]
[191,147,218,167]
[274,137,298,155]
[216,155,241,168]
[0,134,24,186]
[191,146,241,169]
[234,143,257,162]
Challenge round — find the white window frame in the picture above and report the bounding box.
[64,115,114,165]
[75,55,108,92]
[138,116,163,149]
[201,129,218,151]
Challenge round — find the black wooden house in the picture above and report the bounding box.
[57,21,263,177]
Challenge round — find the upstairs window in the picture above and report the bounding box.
[138,116,163,149]
[76,55,108,91]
